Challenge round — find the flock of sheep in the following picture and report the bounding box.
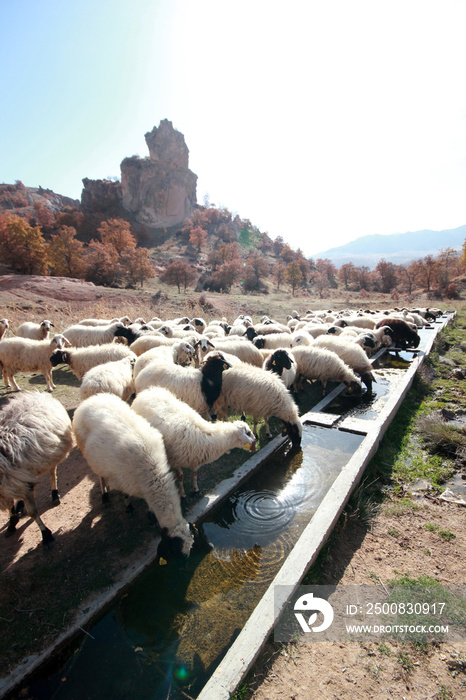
[0,305,439,562]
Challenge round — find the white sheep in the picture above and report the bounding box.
[132,386,257,497]
[129,334,178,356]
[16,319,55,341]
[61,321,126,347]
[132,341,197,379]
[79,356,136,402]
[72,393,194,562]
[290,345,362,396]
[210,339,264,367]
[311,335,375,392]
[0,391,73,546]
[253,333,293,350]
[0,319,9,340]
[0,333,70,391]
[213,363,303,445]
[77,316,131,326]
[134,352,232,419]
[50,343,136,380]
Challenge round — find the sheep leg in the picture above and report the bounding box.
[23,488,54,548]
[191,470,200,496]
[49,466,60,505]
[44,369,55,392]
[100,477,110,505]
[4,499,19,537]
[6,372,20,391]
[264,418,272,439]
[175,469,187,499]
[15,500,25,517]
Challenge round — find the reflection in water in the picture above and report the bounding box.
[19,428,364,700]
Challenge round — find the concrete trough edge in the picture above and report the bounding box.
[197,315,454,700]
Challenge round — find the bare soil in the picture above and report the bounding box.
[0,275,465,700]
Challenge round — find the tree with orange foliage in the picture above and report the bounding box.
[48,226,87,278]
[32,202,56,232]
[285,260,303,296]
[0,214,49,275]
[273,263,287,290]
[120,247,155,288]
[161,260,197,293]
[412,255,435,292]
[189,226,207,253]
[97,218,136,254]
[85,240,120,286]
[338,262,355,290]
[211,260,242,292]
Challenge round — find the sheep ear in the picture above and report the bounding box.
[64,336,71,346]
[208,340,215,348]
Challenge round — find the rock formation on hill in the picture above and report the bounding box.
[81,120,197,231]
[121,119,197,229]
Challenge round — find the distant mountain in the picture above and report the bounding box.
[312,225,466,269]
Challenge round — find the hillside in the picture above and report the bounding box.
[313,225,466,268]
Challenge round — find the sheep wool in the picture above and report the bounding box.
[50,343,136,380]
[0,391,73,546]
[0,334,70,391]
[214,363,303,445]
[290,345,362,396]
[73,393,193,561]
[79,356,136,402]
[132,386,256,497]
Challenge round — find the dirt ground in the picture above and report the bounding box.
[0,275,465,699]
[244,498,466,700]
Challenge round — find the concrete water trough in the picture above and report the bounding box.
[0,313,454,700]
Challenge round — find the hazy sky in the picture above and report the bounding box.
[1,0,465,256]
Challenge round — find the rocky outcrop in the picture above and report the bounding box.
[120,119,197,229]
[80,178,123,215]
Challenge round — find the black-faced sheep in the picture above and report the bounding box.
[131,386,257,497]
[16,319,55,340]
[262,348,298,389]
[213,363,303,445]
[290,345,362,396]
[0,391,73,546]
[0,334,70,391]
[79,356,136,402]
[134,352,232,420]
[73,393,194,562]
[50,343,136,381]
[253,333,293,350]
[374,317,420,350]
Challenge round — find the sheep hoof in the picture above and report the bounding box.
[101,492,110,506]
[51,490,61,505]
[41,528,55,548]
[191,489,200,497]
